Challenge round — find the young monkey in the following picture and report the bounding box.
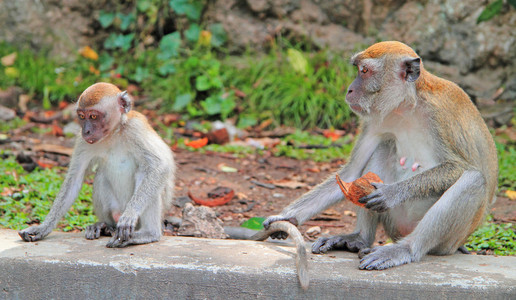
[264,41,498,270]
[19,82,176,248]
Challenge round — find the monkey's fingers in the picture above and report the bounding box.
[18,228,45,242]
[358,192,380,204]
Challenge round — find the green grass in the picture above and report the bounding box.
[496,141,516,190]
[0,156,95,232]
[0,43,99,106]
[466,218,516,255]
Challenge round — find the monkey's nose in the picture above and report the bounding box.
[347,89,353,94]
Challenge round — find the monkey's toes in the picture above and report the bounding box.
[312,237,331,254]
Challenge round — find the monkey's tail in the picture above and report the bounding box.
[250,221,309,290]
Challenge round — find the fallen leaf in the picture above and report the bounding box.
[18,94,30,112]
[1,187,18,196]
[36,158,58,169]
[58,101,69,110]
[79,46,99,61]
[506,190,516,201]
[188,187,234,207]
[343,210,357,217]
[1,52,17,66]
[51,121,64,136]
[323,129,345,142]
[184,137,208,149]
[33,144,74,156]
[89,65,100,75]
[271,178,307,189]
[218,163,237,173]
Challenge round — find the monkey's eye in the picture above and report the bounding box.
[90,115,97,120]
[361,66,369,74]
[78,113,85,119]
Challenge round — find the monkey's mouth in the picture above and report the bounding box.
[348,103,363,112]
[84,137,99,144]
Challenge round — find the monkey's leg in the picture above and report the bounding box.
[312,209,379,254]
[87,172,117,240]
[359,170,486,270]
[106,197,162,248]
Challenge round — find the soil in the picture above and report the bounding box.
[3,127,515,247]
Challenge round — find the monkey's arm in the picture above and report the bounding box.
[360,160,467,212]
[264,133,382,228]
[19,145,91,242]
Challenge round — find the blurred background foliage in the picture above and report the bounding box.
[0,0,357,129]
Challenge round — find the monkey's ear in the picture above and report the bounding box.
[118,91,132,114]
[402,57,421,82]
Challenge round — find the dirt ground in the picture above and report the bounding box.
[3,125,515,247]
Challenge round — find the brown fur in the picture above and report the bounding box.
[78,82,121,108]
[359,41,418,60]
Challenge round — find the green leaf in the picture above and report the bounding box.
[220,95,236,118]
[240,217,266,231]
[118,13,136,31]
[173,93,192,111]
[98,53,114,72]
[132,66,149,83]
[237,115,258,128]
[184,2,203,21]
[103,33,118,49]
[137,0,152,11]
[117,34,135,51]
[158,32,181,60]
[195,75,211,91]
[287,49,308,74]
[98,11,115,28]
[509,0,516,8]
[169,0,189,14]
[158,62,176,76]
[185,24,201,42]
[477,0,503,24]
[42,86,51,110]
[208,23,227,47]
[200,94,221,115]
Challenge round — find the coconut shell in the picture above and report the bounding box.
[336,172,383,207]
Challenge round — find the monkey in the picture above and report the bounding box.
[263,41,498,270]
[19,82,176,248]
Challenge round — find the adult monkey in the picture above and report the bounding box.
[264,41,498,270]
[19,82,176,248]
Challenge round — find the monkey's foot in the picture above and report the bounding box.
[358,243,415,270]
[457,245,470,254]
[106,231,160,248]
[312,233,367,254]
[85,222,114,240]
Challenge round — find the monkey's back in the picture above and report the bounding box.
[418,70,498,201]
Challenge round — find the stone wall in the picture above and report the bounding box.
[1,0,514,121]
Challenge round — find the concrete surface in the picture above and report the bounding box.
[0,229,515,299]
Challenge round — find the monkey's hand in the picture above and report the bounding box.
[262,215,298,240]
[106,212,139,248]
[312,232,367,254]
[358,182,400,212]
[18,224,52,242]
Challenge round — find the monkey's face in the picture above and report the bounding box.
[77,108,113,144]
[345,58,382,116]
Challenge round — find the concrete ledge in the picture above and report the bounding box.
[1,229,515,299]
